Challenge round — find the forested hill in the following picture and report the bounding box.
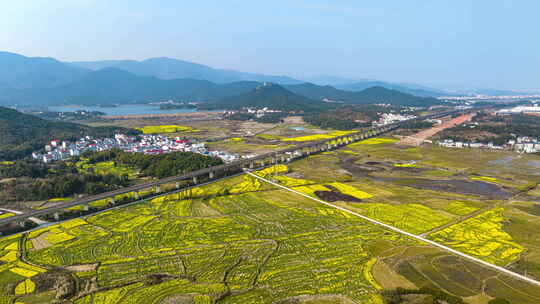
[0,107,138,160]
[347,86,439,106]
[203,83,334,112]
[284,84,440,107]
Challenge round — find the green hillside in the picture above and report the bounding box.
[285,84,440,106]
[0,107,137,160]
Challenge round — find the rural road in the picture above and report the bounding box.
[245,170,540,287]
[0,207,48,225]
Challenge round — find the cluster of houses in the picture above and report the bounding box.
[373,113,417,126]
[437,136,540,153]
[32,134,240,163]
[224,107,282,118]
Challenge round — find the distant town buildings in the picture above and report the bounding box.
[32,134,240,163]
[437,136,540,153]
[497,104,540,115]
[439,95,540,101]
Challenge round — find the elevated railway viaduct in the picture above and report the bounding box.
[0,110,460,232]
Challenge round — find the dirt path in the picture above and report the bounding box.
[399,113,476,146]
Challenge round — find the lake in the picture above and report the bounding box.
[49,104,198,116]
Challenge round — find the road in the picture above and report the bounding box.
[0,207,48,225]
[245,170,540,287]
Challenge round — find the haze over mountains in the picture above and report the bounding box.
[70,57,302,85]
[0,51,443,107]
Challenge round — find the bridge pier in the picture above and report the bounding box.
[209,171,215,179]
[83,205,89,211]
[155,185,161,193]
[53,212,60,221]
[134,192,140,200]
[193,176,198,184]
[250,161,254,169]
[110,198,116,205]
[176,182,181,189]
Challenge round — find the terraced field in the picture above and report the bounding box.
[1,138,540,303]
[0,169,413,303]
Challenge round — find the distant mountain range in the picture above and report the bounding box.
[0,51,443,107]
[0,51,88,89]
[0,67,439,107]
[335,81,448,97]
[70,57,302,85]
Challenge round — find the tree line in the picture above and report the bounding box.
[83,149,224,178]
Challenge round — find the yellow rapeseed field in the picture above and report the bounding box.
[351,137,398,146]
[430,208,523,265]
[394,163,417,168]
[10,268,39,277]
[137,125,197,134]
[470,176,498,183]
[0,250,17,262]
[443,201,479,216]
[0,212,14,219]
[15,279,35,295]
[281,131,356,142]
[328,182,373,199]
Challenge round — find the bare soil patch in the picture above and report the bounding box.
[314,190,362,203]
[161,295,194,304]
[275,294,356,304]
[64,263,98,272]
[408,179,511,199]
[31,231,53,250]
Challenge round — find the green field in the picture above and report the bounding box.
[77,160,139,178]
[136,125,199,134]
[1,138,540,303]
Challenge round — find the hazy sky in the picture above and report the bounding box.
[1,1,539,90]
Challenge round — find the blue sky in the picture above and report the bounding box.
[1,0,539,90]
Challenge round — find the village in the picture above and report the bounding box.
[31,134,241,163]
[437,136,540,153]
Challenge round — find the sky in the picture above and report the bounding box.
[1,0,539,91]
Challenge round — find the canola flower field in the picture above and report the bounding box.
[77,160,139,178]
[257,130,356,142]
[281,130,356,142]
[1,135,540,303]
[136,125,198,134]
[429,208,524,266]
[0,166,413,304]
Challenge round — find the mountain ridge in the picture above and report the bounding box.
[0,67,439,107]
[70,57,302,85]
[0,51,90,89]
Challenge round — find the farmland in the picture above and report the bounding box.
[136,125,198,134]
[1,135,540,303]
[76,160,139,179]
